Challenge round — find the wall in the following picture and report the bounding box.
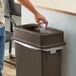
[22,6,76,76]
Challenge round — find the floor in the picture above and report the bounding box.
[3,63,16,76]
[2,55,16,76]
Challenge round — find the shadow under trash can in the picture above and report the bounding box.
[14,24,65,76]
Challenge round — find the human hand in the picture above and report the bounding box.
[35,13,48,27]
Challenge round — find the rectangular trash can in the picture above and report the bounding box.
[14,24,65,76]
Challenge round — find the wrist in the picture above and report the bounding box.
[34,11,40,16]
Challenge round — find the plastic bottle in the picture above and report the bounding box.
[39,20,47,33]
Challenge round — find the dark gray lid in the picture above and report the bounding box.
[14,24,65,49]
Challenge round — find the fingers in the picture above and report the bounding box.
[42,18,48,27]
[35,13,48,27]
[35,17,48,27]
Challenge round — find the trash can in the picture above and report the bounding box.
[14,24,65,76]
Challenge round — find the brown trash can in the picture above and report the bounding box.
[14,24,65,76]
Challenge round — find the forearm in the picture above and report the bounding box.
[17,0,48,25]
[18,0,39,16]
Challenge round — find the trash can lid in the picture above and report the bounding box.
[14,24,66,49]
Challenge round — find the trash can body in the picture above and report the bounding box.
[14,24,65,76]
[15,43,41,76]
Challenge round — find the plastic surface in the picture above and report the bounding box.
[14,23,65,76]
[39,20,47,33]
[14,24,65,49]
